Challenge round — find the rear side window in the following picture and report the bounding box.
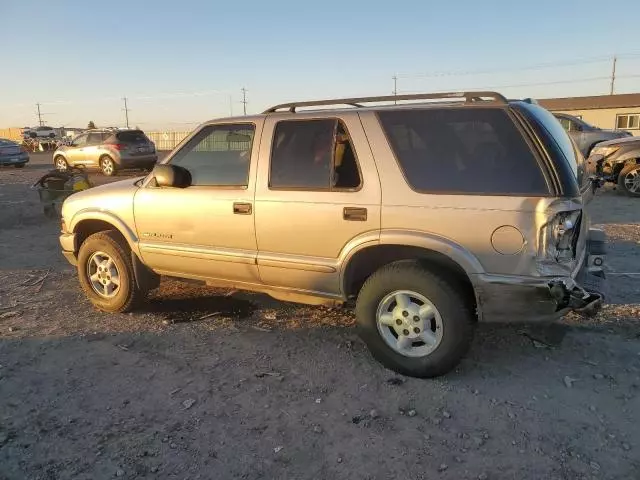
[378,108,548,195]
[116,130,148,143]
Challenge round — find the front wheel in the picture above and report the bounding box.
[54,156,68,172]
[100,156,117,176]
[77,231,145,312]
[618,163,640,197]
[355,261,475,378]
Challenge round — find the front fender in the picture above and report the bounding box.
[610,149,640,165]
[69,209,140,256]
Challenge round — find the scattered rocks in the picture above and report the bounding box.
[182,399,196,410]
[313,425,323,434]
[442,410,451,419]
[369,409,380,419]
[315,398,322,404]
[386,377,405,386]
[478,474,488,480]
[115,469,125,477]
[407,409,417,417]
[0,311,19,319]
[8,326,18,333]
[564,376,578,388]
[150,466,158,473]
[274,446,283,453]
[438,463,448,472]
[622,442,631,451]
[590,461,601,471]
[593,373,605,380]
[589,405,596,412]
[170,443,177,449]
[337,457,343,463]
[161,437,169,443]
[508,412,515,419]
[473,437,485,447]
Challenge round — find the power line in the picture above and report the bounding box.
[396,54,638,80]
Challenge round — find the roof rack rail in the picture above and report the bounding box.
[263,91,508,113]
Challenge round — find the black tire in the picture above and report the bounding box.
[77,231,145,312]
[617,163,640,197]
[355,261,475,378]
[100,155,117,176]
[54,155,68,172]
[14,163,25,168]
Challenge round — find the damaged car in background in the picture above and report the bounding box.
[587,136,640,197]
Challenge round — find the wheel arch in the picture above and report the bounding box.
[70,212,139,256]
[341,233,482,314]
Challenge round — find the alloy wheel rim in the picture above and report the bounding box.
[623,169,640,193]
[56,158,67,171]
[376,290,443,358]
[87,251,121,298]
[102,158,114,175]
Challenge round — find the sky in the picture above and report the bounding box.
[2,0,640,130]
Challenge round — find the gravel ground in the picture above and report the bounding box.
[1,153,639,480]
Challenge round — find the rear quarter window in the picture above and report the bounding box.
[378,108,549,195]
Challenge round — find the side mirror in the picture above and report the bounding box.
[151,164,191,188]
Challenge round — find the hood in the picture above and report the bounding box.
[61,177,143,220]
[595,135,640,148]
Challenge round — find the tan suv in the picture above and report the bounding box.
[53,129,157,176]
[59,92,607,377]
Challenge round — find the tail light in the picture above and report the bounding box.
[108,143,127,151]
[539,210,582,264]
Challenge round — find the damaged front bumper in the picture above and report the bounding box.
[473,228,607,322]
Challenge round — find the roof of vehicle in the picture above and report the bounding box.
[202,91,533,125]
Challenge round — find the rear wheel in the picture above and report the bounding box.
[355,261,475,378]
[54,156,68,172]
[100,155,116,176]
[617,163,640,197]
[77,231,146,312]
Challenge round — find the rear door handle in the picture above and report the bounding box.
[343,207,367,221]
[233,202,252,215]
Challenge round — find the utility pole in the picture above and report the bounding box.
[122,97,130,128]
[241,87,248,115]
[36,103,43,126]
[392,75,398,104]
[610,56,617,95]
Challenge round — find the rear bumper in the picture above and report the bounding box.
[117,154,158,169]
[474,228,607,322]
[0,153,29,165]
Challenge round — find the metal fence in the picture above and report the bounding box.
[0,128,23,141]
[145,131,191,151]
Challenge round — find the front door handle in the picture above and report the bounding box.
[343,207,367,221]
[233,202,252,215]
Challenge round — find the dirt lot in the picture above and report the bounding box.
[1,153,639,480]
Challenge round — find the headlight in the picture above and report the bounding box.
[592,146,619,157]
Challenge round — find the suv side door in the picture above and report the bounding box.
[66,133,89,165]
[133,121,263,284]
[83,132,106,166]
[254,114,381,296]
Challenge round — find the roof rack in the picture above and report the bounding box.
[263,91,508,113]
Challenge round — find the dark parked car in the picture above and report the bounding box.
[554,113,631,157]
[587,136,640,197]
[0,138,29,168]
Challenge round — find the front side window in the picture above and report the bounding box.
[169,124,254,187]
[269,119,361,190]
[378,108,548,195]
[73,134,88,146]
